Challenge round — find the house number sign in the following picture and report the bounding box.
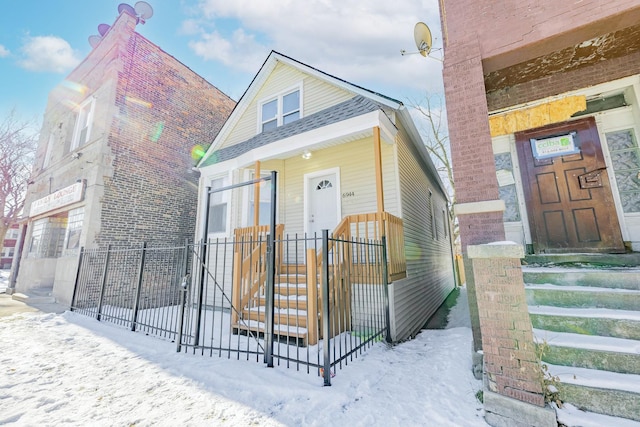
[342,191,355,198]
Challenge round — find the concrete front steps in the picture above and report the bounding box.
[11,287,56,304]
[523,255,640,423]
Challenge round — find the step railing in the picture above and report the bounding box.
[231,224,284,327]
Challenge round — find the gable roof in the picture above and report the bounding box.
[200,95,385,167]
[197,50,449,199]
[197,51,403,168]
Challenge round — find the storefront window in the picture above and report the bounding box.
[64,207,84,252]
[28,216,67,258]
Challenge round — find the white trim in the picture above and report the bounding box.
[71,96,95,150]
[203,171,233,238]
[303,167,341,235]
[454,199,506,215]
[256,83,303,134]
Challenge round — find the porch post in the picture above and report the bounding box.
[373,126,385,214]
[254,161,261,226]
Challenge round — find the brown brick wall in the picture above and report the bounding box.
[470,250,544,407]
[96,33,235,247]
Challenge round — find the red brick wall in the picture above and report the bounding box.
[97,33,235,246]
[469,248,544,407]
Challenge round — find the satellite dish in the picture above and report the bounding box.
[117,3,136,16]
[134,1,154,21]
[88,35,102,48]
[414,22,432,57]
[98,24,110,36]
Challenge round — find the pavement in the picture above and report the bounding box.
[0,292,67,318]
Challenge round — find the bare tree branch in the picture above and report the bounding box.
[0,109,38,243]
[406,93,458,243]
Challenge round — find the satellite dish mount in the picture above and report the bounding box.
[400,22,442,61]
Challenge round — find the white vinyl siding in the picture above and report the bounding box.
[390,126,455,342]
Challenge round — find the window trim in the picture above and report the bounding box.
[71,96,96,150]
[241,169,276,227]
[43,132,55,168]
[257,84,303,133]
[205,173,232,237]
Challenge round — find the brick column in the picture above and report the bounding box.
[443,37,506,371]
[468,243,556,426]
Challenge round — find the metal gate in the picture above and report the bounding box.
[71,172,391,385]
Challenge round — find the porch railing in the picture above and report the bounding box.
[324,212,406,282]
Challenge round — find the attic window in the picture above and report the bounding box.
[259,87,301,132]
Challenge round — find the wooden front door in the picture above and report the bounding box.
[515,117,624,254]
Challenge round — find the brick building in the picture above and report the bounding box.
[1,224,19,269]
[439,2,640,424]
[12,9,235,304]
[440,1,640,254]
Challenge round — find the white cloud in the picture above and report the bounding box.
[0,45,9,57]
[18,36,82,73]
[186,0,444,98]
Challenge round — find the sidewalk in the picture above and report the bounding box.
[0,292,67,317]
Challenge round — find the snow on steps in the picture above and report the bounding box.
[524,261,640,422]
[546,363,640,423]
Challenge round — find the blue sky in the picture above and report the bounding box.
[0,0,444,127]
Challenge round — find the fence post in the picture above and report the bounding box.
[381,236,392,343]
[194,239,207,347]
[131,242,147,331]
[264,170,278,367]
[322,229,332,386]
[96,244,112,321]
[176,240,190,352]
[70,247,85,311]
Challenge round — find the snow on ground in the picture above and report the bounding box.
[0,287,488,427]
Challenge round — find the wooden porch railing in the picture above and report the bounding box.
[231,224,284,327]
[318,212,406,283]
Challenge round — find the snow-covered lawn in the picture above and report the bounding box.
[0,287,489,426]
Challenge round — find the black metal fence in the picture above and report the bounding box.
[71,231,390,385]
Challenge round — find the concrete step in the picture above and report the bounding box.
[523,266,640,290]
[529,306,640,340]
[12,290,56,304]
[525,284,640,310]
[547,364,640,423]
[534,329,640,375]
[524,252,640,268]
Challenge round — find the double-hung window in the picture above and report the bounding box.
[208,176,229,235]
[259,87,301,132]
[71,96,95,150]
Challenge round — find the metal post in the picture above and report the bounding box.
[321,229,331,386]
[381,236,392,343]
[131,242,147,331]
[176,239,190,353]
[194,186,211,347]
[264,170,278,367]
[70,247,85,311]
[96,244,112,321]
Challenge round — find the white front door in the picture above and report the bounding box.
[306,169,340,236]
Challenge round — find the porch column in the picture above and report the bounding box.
[254,160,260,226]
[373,126,384,213]
[443,36,505,377]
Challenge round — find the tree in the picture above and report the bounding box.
[0,109,38,245]
[407,93,458,244]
